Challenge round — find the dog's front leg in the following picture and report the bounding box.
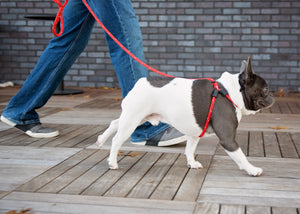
[107,134,121,169]
[225,148,263,176]
[185,136,203,169]
[213,121,263,176]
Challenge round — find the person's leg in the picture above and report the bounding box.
[2,0,95,126]
[86,0,171,143]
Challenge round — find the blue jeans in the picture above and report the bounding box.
[2,0,168,142]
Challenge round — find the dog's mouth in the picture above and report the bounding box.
[255,94,275,110]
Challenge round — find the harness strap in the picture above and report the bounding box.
[199,80,238,138]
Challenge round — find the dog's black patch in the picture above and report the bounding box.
[192,79,239,152]
[191,79,213,130]
[147,76,174,88]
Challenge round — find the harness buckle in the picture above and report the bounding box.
[219,89,228,97]
[212,88,219,98]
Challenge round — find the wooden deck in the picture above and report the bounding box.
[0,86,300,214]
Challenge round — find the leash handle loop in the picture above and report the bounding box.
[52,0,68,37]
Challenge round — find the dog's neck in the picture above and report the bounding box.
[217,72,258,117]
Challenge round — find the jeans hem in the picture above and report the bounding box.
[1,113,40,125]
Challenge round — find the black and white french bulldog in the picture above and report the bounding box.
[97,57,275,176]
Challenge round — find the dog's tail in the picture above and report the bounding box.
[96,119,119,148]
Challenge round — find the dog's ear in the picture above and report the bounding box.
[239,57,255,88]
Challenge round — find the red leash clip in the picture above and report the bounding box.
[52,0,68,37]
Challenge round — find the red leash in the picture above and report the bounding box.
[52,0,238,137]
[81,0,174,78]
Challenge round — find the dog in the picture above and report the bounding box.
[96,57,275,176]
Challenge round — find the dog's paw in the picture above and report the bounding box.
[107,158,119,170]
[246,166,263,177]
[96,135,104,148]
[188,161,203,169]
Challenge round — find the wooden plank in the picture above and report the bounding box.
[219,204,244,214]
[174,155,212,202]
[104,152,161,197]
[0,95,12,103]
[215,131,248,156]
[37,125,83,147]
[38,150,105,193]
[150,154,189,200]
[0,129,24,145]
[246,205,271,214]
[17,149,94,192]
[9,133,40,146]
[201,177,300,192]
[290,132,300,157]
[201,187,300,202]
[0,128,23,141]
[0,191,9,199]
[237,131,249,156]
[194,203,219,214]
[288,102,300,114]
[1,192,195,214]
[81,151,145,196]
[42,126,92,147]
[57,125,101,148]
[215,144,225,156]
[276,132,299,158]
[260,108,271,113]
[272,207,298,214]
[270,103,281,114]
[37,107,61,118]
[29,124,79,147]
[248,131,264,157]
[263,132,281,158]
[74,126,105,148]
[278,102,292,114]
[199,156,300,207]
[0,146,79,191]
[75,98,122,109]
[127,153,179,199]
[204,156,300,177]
[59,150,109,195]
[199,194,300,208]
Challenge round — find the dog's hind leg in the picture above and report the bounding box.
[96,119,119,148]
[185,136,203,169]
[107,115,144,169]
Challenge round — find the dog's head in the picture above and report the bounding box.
[238,57,275,111]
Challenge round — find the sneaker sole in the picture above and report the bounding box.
[25,130,59,138]
[1,115,16,127]
[131,135,187,147]
[156,135,187,146]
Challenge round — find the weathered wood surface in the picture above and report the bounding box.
[0,146,80,192]
[1,192,299,214]
[199,156,300,208]
[1,87,300,213]
[216,131,300,158]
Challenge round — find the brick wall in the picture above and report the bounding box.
[0,0,299,92]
